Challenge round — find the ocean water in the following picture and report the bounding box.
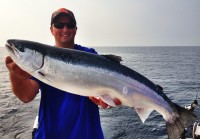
[96,46,200,139]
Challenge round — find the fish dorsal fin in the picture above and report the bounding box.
[135,107,154,123]
[101,54,122,63]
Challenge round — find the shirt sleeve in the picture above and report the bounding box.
[74,44,98,54]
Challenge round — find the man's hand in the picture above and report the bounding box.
[5,56,39,103]
[89,97,121,109]
[5,56,31,80]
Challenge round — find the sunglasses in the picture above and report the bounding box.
[53,22,76,29]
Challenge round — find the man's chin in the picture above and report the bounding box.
[60,39,70,44]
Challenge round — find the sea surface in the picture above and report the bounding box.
[0,46,200,139]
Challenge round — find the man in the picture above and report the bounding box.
[5,8,121,139]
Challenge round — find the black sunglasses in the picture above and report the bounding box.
[53,22,76,29]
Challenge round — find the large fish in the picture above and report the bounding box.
[5,39,197,139]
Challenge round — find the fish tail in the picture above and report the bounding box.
[166,103,197,139]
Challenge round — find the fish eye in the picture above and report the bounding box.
[17,45,25,52]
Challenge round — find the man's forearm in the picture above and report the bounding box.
[9,74,39,103]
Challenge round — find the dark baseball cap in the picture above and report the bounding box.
[51,8,76,26]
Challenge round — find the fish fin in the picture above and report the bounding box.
[156,84,163,91]
[101,54,122,63]
[166,103,197,139]
[99,95,116,107]
[135,107,153,123]
[38,71,45,77]
[37,71,53,82]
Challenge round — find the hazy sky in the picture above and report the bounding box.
[0,0,200,47]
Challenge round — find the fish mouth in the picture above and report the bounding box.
[5,43,20,59]
[5,43,14,54]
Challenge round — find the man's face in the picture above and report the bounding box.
[50,15,77,48]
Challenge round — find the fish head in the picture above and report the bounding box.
[5,39,44,73]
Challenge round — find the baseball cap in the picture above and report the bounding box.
[51,8,76,26]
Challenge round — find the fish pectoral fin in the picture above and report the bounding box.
[99,95,116,107]
[37,71,53,82]
[135,107,154,123]
[38,71,45,77]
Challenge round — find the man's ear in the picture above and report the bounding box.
[74,27,77,35]
[50,26,54,35]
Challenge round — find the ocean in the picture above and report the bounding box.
[0,46,200,139]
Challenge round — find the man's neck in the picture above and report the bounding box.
[55,42,74,49]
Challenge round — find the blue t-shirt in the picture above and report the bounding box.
[34,44,104,139]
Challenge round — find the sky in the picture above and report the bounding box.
[0,0,200,47]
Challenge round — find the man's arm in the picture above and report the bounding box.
[5,56,39,103]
